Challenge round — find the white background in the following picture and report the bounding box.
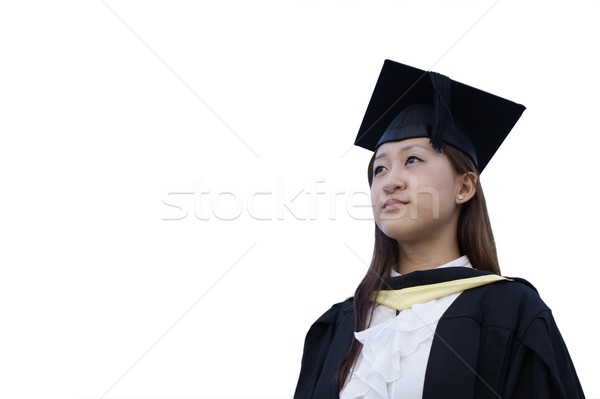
[1,1,599,398]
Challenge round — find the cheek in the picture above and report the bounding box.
[429,180,458,218]
[411,176,457,218]
[371,192,382,222]
[370,182,381,206]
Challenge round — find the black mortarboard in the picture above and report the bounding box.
[354,60,526,172]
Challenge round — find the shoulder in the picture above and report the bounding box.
[295,299,355,399]
[298,297,355,366]
[301,297,354,349]
[447,275,552,335]
[311,297,354,325]
[487,276,548,311]
[485,275,546,303]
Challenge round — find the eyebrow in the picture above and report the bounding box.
[374,143,429,160]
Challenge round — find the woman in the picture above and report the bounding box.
[293,60,584,398]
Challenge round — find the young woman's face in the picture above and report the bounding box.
[370,137,462,243]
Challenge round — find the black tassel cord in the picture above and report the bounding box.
[428,71,454,153]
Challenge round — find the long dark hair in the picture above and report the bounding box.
[336,143,500,389]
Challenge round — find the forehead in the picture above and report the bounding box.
[374,137,433,158]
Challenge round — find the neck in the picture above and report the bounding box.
[396,234,461,275]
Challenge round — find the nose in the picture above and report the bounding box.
[382,172,406,194]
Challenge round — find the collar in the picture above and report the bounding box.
[391,255,472,277]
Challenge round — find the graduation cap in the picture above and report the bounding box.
[354,60,526,172]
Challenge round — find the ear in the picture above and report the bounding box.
[456,172,477,204]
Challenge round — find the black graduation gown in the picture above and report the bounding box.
[293,268,585,399]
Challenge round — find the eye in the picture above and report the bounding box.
[373,165,386,176]
[405,155,422,165]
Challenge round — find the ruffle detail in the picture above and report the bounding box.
[340,294,460,399]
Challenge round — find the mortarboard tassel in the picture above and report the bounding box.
[428,71,453,153]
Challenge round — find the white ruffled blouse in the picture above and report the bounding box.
[340,256,473,399]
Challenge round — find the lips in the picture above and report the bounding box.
[383,198,409,210]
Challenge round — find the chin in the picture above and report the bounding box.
[377,219,417,242]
